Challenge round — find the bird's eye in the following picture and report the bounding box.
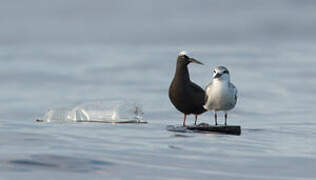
[223,70,229,74]
[183,55,189,59]
[213,70,216,73]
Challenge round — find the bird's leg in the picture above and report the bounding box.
[214,111,218,125]
[224,112,227,126]
[194,114,198,125]
[183,114,187,127]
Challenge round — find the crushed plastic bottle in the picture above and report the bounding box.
[68,107,90,121]
[111,101,144,121]
[42,107,72,122]
[41,100,144,122]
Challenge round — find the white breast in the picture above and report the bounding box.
[204,81,236,111]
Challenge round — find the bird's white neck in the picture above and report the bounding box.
[212,78,230,86]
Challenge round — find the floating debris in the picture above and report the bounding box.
[37,100,146,123]
[167,123,241,135]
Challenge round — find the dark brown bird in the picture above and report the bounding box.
[169,51,207,126]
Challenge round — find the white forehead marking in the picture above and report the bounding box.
[178,50,187,56]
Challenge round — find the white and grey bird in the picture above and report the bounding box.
[203,66,238,126]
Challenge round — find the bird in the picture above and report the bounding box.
[203,66,238,126]
[169,51,207,126]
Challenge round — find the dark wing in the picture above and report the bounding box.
[188,81,206,105]
[229,83,238,103]
[189,81,204,93]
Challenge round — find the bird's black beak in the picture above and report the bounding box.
[189,58,203,65]
[214,73,222,78]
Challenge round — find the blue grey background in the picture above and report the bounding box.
[1,0,316,45]
[0,1,316,179]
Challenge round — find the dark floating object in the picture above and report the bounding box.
[167,123,241,135]
[169,51,206,126]
[35,119,147,124]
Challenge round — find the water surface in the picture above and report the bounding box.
[1,0,316,179]
[0,43,315,179]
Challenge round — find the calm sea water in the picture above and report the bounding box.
[0,43,315,179]
[1,0,316,179]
